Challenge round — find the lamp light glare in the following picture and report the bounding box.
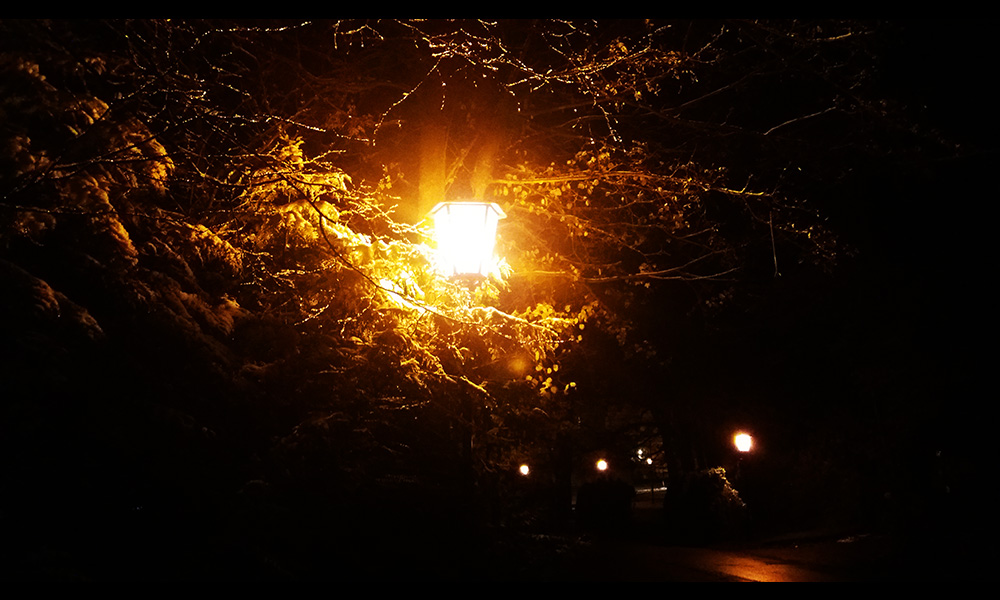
[429,201,506,278]
[734,432,753,453]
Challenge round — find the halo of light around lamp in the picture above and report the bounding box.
[429,201,506,278]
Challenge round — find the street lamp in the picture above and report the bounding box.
[429,201,506,279]
[733,431,753,481]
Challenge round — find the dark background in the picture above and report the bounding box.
[0,19,994,580]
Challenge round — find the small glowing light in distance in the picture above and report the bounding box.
[519,464,530,476]
[734,432,753,453]
[596,459,608,471]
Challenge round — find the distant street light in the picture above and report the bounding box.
[596,459,608,472]
[519,464,530,476]
[429,201,506,279]
[733,431,753,481]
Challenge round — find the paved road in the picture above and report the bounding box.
[593,543,829,581]
[527,529,977,582]
[551,539,861,582]
[529,488,903,581]
[520,489,959,582]
[541,490,857,581]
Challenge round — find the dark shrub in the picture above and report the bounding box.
[663,467,747,544]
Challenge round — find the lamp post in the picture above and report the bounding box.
[426,201,507,503]
[733,431,753,480]
[429,201,506,279]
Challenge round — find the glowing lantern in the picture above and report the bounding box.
[429,201,506,278]
[596,459,608,472]
[734,432,753,453]
[519,464,530,476]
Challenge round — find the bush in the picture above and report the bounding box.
[663,467,747,544]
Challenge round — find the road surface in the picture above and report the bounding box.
[548,539,858,581]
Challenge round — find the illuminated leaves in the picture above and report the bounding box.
[496,139,735,288]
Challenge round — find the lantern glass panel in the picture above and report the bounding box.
[430,201,505,277]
